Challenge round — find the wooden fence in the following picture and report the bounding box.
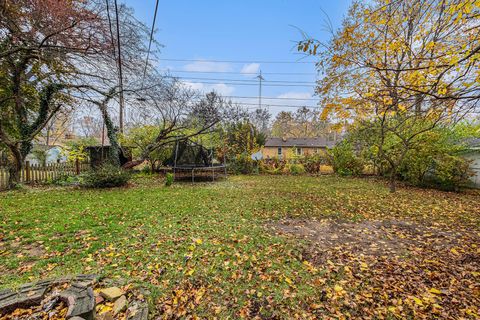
[0,160,89,190]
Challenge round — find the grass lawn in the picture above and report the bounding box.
[1,175,479,319]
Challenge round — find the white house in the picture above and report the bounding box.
[463,138,480,188]
[25,145,67,166]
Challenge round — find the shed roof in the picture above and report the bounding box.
[265,137,335,148]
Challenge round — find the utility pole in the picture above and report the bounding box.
[114,0,125,134]
[256,70,264,109]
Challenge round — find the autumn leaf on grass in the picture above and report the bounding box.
[412,297,424,306]
[195,287,206,304]
[284,276,294,286]
[46,263,57,271]
[450,248,460,255]
[388,306,397,313]
[360,262,369,271]
[334,285,346,296]
[429,288,442,295]
[302,260,317,273]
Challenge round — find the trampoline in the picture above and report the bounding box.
[168,138,227,182]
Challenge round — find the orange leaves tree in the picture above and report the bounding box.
[301,0,480,191]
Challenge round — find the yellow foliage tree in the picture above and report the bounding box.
[301,0,480,191]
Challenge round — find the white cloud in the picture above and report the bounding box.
[209,83,235,96]
[183,60,232,72]
[181,81,235,96]
[277,92,313,100]
[240,63,260,75]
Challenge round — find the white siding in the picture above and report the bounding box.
[464,152,480,187]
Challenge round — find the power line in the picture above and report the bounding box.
[142,0,160,88]
[167,75,316,85]
[181,81,315,88]
[160,69,317,76]
[237,103,319,109]
[222,95,319,101]
[189,99,319,109]
[157,57,315,64]
[114,0,125,133]
[185,81,315,88]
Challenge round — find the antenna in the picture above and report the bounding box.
[256,70,264,109]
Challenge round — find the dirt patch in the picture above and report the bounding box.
[267,218,480,319]
[23,246,45,258]
[267,218,465,259]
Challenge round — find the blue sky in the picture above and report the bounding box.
[123,0,352,114]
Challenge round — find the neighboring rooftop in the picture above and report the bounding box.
[265,137,336,148]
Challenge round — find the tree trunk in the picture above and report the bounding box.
[7,145,23,189]
[389,169,396,193]
[98,103,120,167]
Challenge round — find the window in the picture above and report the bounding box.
[295,147,303,156]
[277,147,282,155]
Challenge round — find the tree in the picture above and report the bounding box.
[120,125,172,172]
[249,108,271,145]
[347,120,477,190]
[271,108,332,138]
[224,121,259,158]
[0,0,112,187]
[37,107,74,146]
[63,137,97,164]
[328,140,364,176]
[220,120,260,174]
[301,0,480,191]
[271,111,297,138]
[122,82,228,168]
[31,147,47,166]
[0,1,155,186]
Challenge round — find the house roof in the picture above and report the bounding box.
[265,137,335,148]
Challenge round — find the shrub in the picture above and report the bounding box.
[395,126,475,190]
[229,153,255,174]
[81,164,131,188]
[328,141,363,176]
[302,153,330,174]
[285,163,306,175]
[260,158,286,175]
[427,155,473,191]
[140,165,154,175]
[51,173,81,186]
[165,172,174,186]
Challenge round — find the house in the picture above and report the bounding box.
[25,145,67,165]
[262,137,336,160]
[462,138,480,188]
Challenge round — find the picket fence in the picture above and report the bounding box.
[0,160,89,190]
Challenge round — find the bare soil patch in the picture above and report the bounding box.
[267,218,467,259]
[266,218,480,318]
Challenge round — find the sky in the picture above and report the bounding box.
[123,0,353,115]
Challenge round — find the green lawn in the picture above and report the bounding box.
[1,175,479,319]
